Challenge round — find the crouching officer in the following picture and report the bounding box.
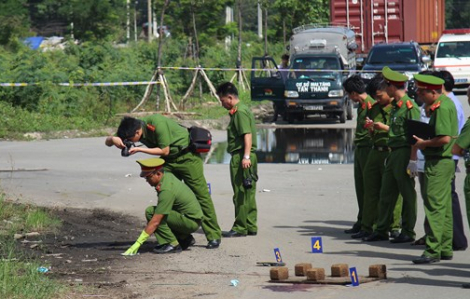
[122,158,203,255]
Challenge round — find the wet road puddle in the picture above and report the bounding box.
[206,128,355,165]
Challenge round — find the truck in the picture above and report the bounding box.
[329,0,445,59]
[250,25,357,124]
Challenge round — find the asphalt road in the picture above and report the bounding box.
[1,93,470,298]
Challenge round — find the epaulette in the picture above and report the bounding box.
[229,106,238,115]
[406,100,414,109]
[367,101,372,110]
[397,100,403,108]
[147,124,156,132]
[430,101,441,111]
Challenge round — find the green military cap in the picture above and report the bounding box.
[413,74,444,90]
[382,66,408,85]
[136,158,165,177]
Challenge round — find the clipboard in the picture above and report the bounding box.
[405,119,435,145]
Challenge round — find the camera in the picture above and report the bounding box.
[243,177,253,189]
[121,140,135,157]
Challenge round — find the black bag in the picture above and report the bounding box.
[188,126,212,153]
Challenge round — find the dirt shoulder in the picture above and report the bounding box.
[25,207,268,299]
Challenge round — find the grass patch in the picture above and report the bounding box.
[0,193,65,299]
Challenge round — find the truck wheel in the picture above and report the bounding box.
[347,101,353,120]
[287,113,295,124]
[339,104,347,123]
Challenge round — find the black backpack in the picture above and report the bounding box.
[188,126,212,153]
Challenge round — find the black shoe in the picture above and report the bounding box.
[179,235,195,250]
[390,234,415,244]
[344,225,361,234]
[153,244,182,254]
[411,236,426,246]
[462,283,470,289]
[247,231,257,236]
[390,231,400,239]
[351,231,370,239]
[412,255,440,264]
[441,255,453,261]
[222,230,246,238]
[206,239,220,249]
[453,246,467,251]
[362,232,389,242]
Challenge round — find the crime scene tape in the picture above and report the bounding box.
[0,67,383,87]
[0,81,161,87]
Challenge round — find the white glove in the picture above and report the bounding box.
[407,160,418,178]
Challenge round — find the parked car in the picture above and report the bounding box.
[358,42,431,98]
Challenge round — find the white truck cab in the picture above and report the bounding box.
[434,29,470,90]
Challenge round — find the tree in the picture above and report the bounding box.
[0,0,30,45]
[446,0,470,29]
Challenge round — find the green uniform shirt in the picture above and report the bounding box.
[155,172,203,220]
[227,102,257,153]
[368,102,393,146]
[387,95,420,148]
[355,95,375,146]
[456,118,470,168]
[423,94,458,158]
[140,114,190,158]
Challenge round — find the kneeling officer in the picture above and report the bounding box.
[122,158,203,255]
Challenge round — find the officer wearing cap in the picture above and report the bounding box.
[122,158,203,255]
[105,115,222,249]
[363,66,420,243]
[342,74,375,234]
[411,74,457,264]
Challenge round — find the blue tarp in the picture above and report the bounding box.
[23,37,44,50]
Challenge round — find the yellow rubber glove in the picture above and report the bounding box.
[121,230,150,256]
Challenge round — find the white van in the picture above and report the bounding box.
[433,29,470,90]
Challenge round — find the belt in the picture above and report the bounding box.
[166,148,191,161]
[373,145,390,152]
[426,156,452,161]
[390,146,410,151]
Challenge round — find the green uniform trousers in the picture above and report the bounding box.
[465,174,470,230]
[145,206,201,246]
[376,147,417,238]
[165,151,221,241]
[353,146,372,228]
[361,149,403,233]
[229,152,258,234]
[423,159,454,258]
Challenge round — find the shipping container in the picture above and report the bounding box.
[330,0,445,56]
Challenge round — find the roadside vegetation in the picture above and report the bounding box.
[0,39,282,140]
[0,192,66,298]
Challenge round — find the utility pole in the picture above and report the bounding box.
[147,0,152,42]
[134,1,138,41]
[257,1,262,39]
[225,6,233,50]
[126,0,130,42]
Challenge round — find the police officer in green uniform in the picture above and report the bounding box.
[105,115,222,249]
[216,82,258,237]
[452,86,470,286]
[122,158,203,255]
[351,75,396,238]
[342,75,375,234]
[411,74,457,264]
[364,67,420,243]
